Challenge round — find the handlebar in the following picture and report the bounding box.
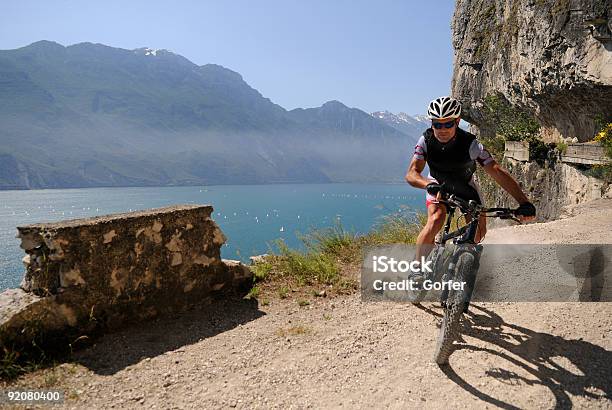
[434,194,523,223]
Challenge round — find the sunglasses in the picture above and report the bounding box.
[432,120,456,129]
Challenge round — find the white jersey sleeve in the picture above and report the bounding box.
[413,135,427,161]
[469,139,495,166]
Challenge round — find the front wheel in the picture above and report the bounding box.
[409,246,441,304]
[433,251,476,364]
[410,244,453,304]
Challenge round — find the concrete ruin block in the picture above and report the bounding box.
[222,259,256,290]
[1,205,253,354]
[249,254,270,265]
[0,289,74,351]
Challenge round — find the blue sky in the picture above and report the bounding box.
[0,0,456,115]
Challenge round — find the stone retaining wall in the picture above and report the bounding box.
[477,159,612,223]
[0,205,253,354]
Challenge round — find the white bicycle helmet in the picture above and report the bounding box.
[427,96,462,120]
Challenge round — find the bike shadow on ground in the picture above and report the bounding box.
[415,303,611,409]
[70,296,264,376]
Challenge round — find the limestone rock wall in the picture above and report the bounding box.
[0,205,253,353]
[477,158,612,222]
[452,0,612,141]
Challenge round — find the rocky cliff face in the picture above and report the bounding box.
[476,158,612,222]
[452,0,611,141]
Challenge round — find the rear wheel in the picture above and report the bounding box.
[433,251,475,364]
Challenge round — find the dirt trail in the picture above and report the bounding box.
[7,200,612,409]
[483,198,612,244]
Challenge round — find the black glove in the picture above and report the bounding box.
[516,202,536,217]
[426,182,444,196]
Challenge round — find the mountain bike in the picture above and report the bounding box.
[411,192,523,364]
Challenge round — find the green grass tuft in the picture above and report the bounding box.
[248,211,425,299]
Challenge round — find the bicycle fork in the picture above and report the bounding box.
[439,245,483,310]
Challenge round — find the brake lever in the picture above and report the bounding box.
[511,216,523,224]
[492,211,522,224]
[507,212,523,224]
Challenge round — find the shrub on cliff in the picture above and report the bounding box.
[479,94,547,163]
[591,122,612,182]
[594,122,612,159]
[482,95,540,140]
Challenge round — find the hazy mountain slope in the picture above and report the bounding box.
[0,41,416,189]
[371,110,429,141]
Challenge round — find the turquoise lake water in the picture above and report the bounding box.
[0,183,425,290]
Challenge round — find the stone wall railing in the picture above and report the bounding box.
[477,159,611,223]
[0,205,253,354]
[504,141,530,162]
[562,143,610,166]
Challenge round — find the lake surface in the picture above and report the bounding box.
[0,183,425,290]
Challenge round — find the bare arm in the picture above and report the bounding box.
[482,161,530,204]
[405,157,430,189]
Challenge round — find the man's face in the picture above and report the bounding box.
[432,118,459,142]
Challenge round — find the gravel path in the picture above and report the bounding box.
[484,198,612,245]
[6,199,612,409]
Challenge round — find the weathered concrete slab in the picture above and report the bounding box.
[1,205,253,354]
[562,143,610,166]
[504,141,530,162]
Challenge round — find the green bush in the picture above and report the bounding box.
[482,95,540,142]
[592,122,612,183]
[479,94,545,162]
[296,219,360,263]
[556,140,568,155]
[595,122,612,159]
[272,239,340,286]
[363,212,424,246]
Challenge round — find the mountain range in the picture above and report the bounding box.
[371,111,430,137]
[0,41,429,189]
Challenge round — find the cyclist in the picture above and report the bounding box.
[405,96,536,271]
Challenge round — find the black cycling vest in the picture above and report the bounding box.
[424,127,477,185]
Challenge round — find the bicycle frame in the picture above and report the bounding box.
[429,194,518,306]
[425,194,522,364]
[434,193,521,246]
[411,194,520,305]
[436,196,484,245]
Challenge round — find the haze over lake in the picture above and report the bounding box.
[0,183,425,290]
